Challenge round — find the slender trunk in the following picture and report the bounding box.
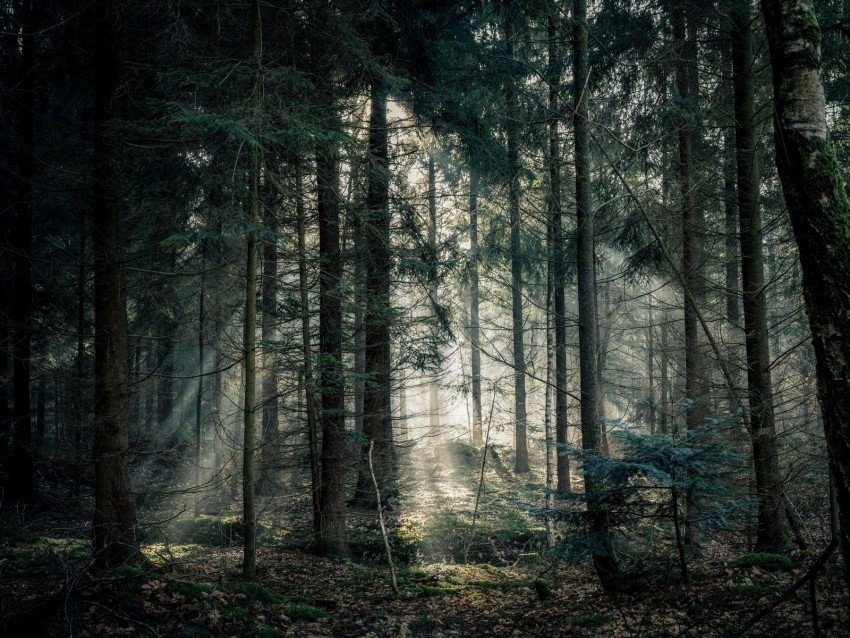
[36,377,45,440]
[469,171,483,446]
[241,0,262,581]
[550,14,570,492]
[574,0,617,587]
[660,313,669,436]
[674,4,705,552]
[732,0,786,550]
[10,0,35,501]
[647,302,655,435]
[354,77,393,507]
[506,7,528,473]
[91,0,137,566]
[194,245,205,516]
[428,148,440,434]
[761,0,850,596]
[259,181,279,496]
[296,162,321,538]
[596,272,611,455]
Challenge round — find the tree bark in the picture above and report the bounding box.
[9,0,35,501]
[312,13,348,550]
[258,176,279,496]
[732,0,787,550]
[469,171,483,446]
[761,0,850,596]
[296,161,321,538]
[241,0,262,581]
[428,148,440,435]
[354,76,394,508]
[506,5,529,473]
[574,0,617,588]
[549,13,570,492]
[91,0,138,566]
[673,4,706,552]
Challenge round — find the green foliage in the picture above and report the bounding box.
[286,603,330,621]
[169,579,213,600]
[730,553,794,572]
[162,516,269,548]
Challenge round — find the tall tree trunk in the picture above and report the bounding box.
[91,0,137,566]
[9,0,35,501]
[732,0,787,550]
[673,4,705,552]
[428,148,440,434]
[549,13,570,492]
[574,0,618,588]
[354,77,393,507]
[761,0,850,596]
[506,6,528,473]
[469,171,483,446]
[259,182,279,496]
[195,256,205,516]
[241,0,262,581]
[296,161,321,538]
[647,302,656,435]
[313,21,348,551]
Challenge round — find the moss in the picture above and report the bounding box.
[286,603,330,620]
[169,579,213,601]
[231,582,280,604]
[730,552,793,572]
[255,625,285,638]
[418,584,458,597]
[801,8,821,48]
[533,578,554,600]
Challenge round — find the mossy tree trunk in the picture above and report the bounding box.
[761,0,850,597]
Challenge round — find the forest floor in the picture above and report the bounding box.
[0,441,848,637]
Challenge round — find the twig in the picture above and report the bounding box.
[368,441,398,594]
[465,387,498,563]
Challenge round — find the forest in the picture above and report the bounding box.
[2,0,850,635]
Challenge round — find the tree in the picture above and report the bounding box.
[574,0,618,588]
[91,0,138,567]
[761,0,850,597]
[731,0,786,550]
[505,3,529,474]
[240,0,262,582]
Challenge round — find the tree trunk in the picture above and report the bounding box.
[194,243,205,516]
[9,0,35,501]
[241,0,262,581]
[761,0,850,596]
[469,171,483,446]
[313,19,348,551]
[354,77,394,508]
[549,13,570,492]
[673,4,705,552]
[428,148,440,435]
[732,0,787,550]
[295,161,321,539]
[259,178,279,496]
[574,0,618,588]
[91,0,138,566]
[506,7,528,473]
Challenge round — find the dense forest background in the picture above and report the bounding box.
[2,0,850,635]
